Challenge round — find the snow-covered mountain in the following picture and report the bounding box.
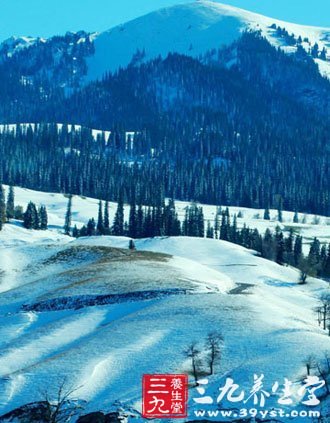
[1,0,329,85]
[0,32,94,61]
[0,31,96,91]
[86,0,330,81]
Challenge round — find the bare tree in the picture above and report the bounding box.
[324,352,330,374]
[303,354,330,407]
[299,268,308,285]
[41,378,83,423]
[298,257,315,284]
[316,362,330,397]
[317,295,330,332]
[184,343,200,386]
[205,332,224,375]
[304,355,316,376]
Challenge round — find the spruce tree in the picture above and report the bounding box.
[79,225,88,237]
[0,184,6,230]
[143,207,153,238]
[97,200,104,235]
[154,205,164,237]
[163,203,171,236]
[284,228,294,265]
[23,203,33,229]
[64,195,72,235]
[87,218,96,236]
[308,238,321,270]
[264,207,270,220]
[220,211,228,240]
[128,200,137,238]
[169,201,181,236]
[293,211,299,223]
[112,193,124,236]
[72,225,79,238]
[277,200,283,223]
[23,202,39,229]
[206,221,214,239]
[320,47,327,61]
[293,235,303,267]
[214,212,220,239]
[323,245,330,278]
[34,204,40,229]
[182,208,189,237]
[251,228,262,252]
[173,214,181,236]
[276,232,285,265]
[129,239,136,250]
[320,245,327,271]
[104,201,110,233]
[262,228,275,260]
[136,204,144,238]
[14,205,24,221]
[6,186,14,219]
[39,205,48,230]
[198,207,205,238]
[230,214,238,244]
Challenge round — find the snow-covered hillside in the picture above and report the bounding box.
[1,185,330,419]
[86,0,330,81]
[0,233,329,418]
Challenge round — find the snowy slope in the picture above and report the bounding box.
[0,237,235,414]
[1,186,330,419]
[86,0,330,81]
[0,234,329,419]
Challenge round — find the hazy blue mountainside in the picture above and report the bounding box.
[0,22,329,215]
[0,32,95,89]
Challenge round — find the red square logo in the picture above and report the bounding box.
[142,374,188,418]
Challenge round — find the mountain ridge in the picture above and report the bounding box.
[85,0,330,81]
[1,1,329,83]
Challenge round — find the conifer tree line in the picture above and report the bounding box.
[1,183,329,281]
[0,184,48,231]
[269,24,328,61]
[0,33,329,216]
[72,198,182,239]
[23,202,48,230]
[69,195,330,281]
[0,119,328,216]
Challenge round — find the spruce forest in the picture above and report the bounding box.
[0,32,329,215]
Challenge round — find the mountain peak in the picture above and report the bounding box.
[84,0,330,82]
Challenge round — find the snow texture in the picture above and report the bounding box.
[86,1,330,81]
[0,185,330,419]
